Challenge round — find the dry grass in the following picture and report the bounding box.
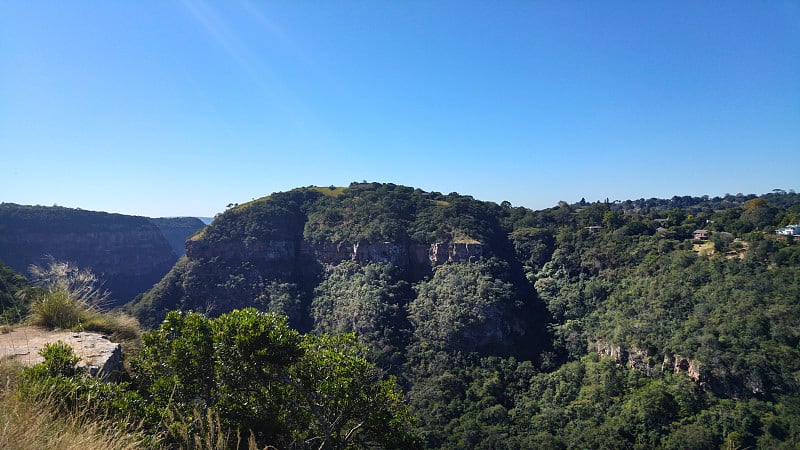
[164,408,270,450]
[82,312,142,341]
[0,394,149,450]
[692,242,715,256]
[0,360,149,450]
[308,186,347,197]
[25,259,142,341]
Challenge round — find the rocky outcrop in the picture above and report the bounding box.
[189,237,486,268]
[304,241,484,266]
[666,353,703,382]
[0,204,179,306]
[0,326,123,381]
[590,339,703,380]
[590,339,770,397]
[187,238,297,262]
[428,242,484,264]
[304,241,408,265]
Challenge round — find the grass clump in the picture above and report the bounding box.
[25,258,141,340]
[0,391,149,450]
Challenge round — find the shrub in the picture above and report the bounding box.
[132,308,421,449]
[38,341,80,377]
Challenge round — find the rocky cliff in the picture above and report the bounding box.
[130,184,533,331]
[185,238,484,267]
[0,203,178,306]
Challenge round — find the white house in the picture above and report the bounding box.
[776,224,800,236]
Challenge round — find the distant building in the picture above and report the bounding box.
[585,226,603,233]
[693,230,710,240]
[776,224,800,236]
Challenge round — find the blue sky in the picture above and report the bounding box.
[1,1,798,217]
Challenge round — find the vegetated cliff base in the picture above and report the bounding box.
[0,204,204,306]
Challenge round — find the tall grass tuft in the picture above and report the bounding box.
[27,258,107,330]
[25,258,141,340]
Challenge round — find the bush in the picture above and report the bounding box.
[132,308,421,449]
[37,341,80,377]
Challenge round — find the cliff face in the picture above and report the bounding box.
[186,238,485,267]
[131,185,530,330]
[0,204,179,306]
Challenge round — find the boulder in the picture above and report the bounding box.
[0,326,123,380]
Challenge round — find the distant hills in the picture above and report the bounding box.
[0,203,205,306]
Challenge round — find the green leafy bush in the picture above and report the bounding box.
[132,308,421,449]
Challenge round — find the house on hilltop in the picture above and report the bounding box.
[775,224,800,236]
[692,229,710,240]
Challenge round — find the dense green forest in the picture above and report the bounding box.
[124,183,800,448]
[3,183,800,448]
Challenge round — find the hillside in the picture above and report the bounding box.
[130,183,800,448]
[0,204,203,306]
[131,183,545,359]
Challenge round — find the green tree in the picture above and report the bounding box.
[409,260,518,353]
[311,261,409,367]
[132,308,419,449]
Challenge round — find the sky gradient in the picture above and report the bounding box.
[2,1,798,217]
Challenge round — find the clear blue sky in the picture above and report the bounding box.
[1,1,798,217]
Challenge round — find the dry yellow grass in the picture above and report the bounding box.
[692,242,714,256]
[308,186,346,197]
[0,388,149,450]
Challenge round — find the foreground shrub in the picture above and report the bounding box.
[132,308,422,449]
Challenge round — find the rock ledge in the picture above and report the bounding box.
[0,326,123,380]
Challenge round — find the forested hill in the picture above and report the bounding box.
[0,204,204,306]
[131,183,800,448]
